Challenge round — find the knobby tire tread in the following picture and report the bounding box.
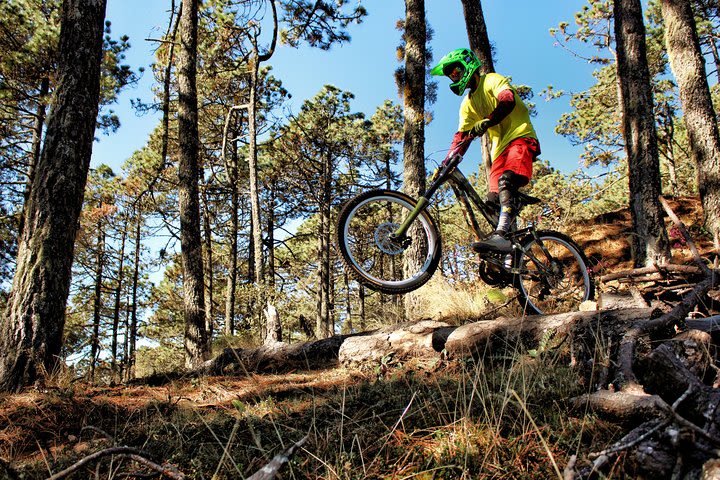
[336,189,442,295]
[513,230,595,315]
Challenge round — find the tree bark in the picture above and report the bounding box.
[177,0,209,369]
[0,0,107,392]
[460,0,495,183]
[402,0,427,201]
[402,0,427,317]
[316,153,332,338]
[111,214,128,383]
[89,222,105,383]
[202,184,214,346]
[224,130,239,336]
[613,0,670,267]
[19,77,50,239]
[460,0,494,74]
[127,212,142,381]
[661,0,720,250]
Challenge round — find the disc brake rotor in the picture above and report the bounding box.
[374,222,407,255]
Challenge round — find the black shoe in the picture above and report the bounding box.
[472,232,512,253]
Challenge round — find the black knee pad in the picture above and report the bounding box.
[498,171,521,206]
[486,191,500,209]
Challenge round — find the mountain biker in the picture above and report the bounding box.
[430,48,541,253]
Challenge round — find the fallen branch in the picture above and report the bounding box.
[570,390,665,426]
[660,195,711,276]
[246,435,308,480]
[47,446,184,480]
[686,315,720,332]
[617,271,719,389]
[601,264,702,283]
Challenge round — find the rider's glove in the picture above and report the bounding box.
[470,118,491,137]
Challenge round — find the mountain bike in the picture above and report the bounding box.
[336,141,595,316]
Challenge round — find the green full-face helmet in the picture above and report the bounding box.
[430,48,482,96]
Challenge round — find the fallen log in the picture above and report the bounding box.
[444,308,656,361]
[188,308,657,382]
[196,334,354,376]
[338,320,453,366]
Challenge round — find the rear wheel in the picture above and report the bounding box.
[336,189,441,294]
[513,231,594,315]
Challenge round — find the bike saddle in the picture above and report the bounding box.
[518,192,541,207]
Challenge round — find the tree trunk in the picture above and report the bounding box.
[161,0,180,168]
[316,154,332,338]
[402,0,427,200]
[0,0,107,392]
[657,101,679,195]
[708,36,720,85]
[121,294,130,382]
[403,0,427,318]
[89,223,105,383]
[266,184,276,288]
[344,271,352,333]
[177,0,209,369]
[661,0,720,250]
[248,55,264,287]
[359,284,366,332]
[263,303,281,345]
[246,4,278,339]
[460,0,495,183]
[224,132,239,336]
[111,214,128,383]
[693,0,720,84]
[613,0,670,267]
[19,77,50,239]
[202,185,214,346]
[127,213,142,381]
[460,0,494,73]
[247,52,266,342]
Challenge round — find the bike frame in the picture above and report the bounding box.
[393,152,500,242]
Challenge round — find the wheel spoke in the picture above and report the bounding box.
[515,233,594,315]
[337,191,441,294]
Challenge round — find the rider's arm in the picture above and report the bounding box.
[485,89,515,127]
[445,131,472,160]
[442,88,515,165]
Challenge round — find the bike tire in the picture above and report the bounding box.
[336,189,442,294]
[513,230,595,315]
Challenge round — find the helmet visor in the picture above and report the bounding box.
[443,62,465,82]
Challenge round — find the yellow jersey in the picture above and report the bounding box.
[457,72,537,161]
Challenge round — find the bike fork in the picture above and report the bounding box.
[393,196,429,239]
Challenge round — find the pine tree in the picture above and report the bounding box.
[661,0,720,249]
[0,0,108,392]
[614,0,670,266]
[177,0,209,368]
[460,0,495,180]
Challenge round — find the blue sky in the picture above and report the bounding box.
[92,0,600,176]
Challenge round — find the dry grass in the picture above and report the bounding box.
[1,197,712,478]
[409,276,519,324]
[0,348,625,479]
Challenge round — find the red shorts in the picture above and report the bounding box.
[489,137,541,193]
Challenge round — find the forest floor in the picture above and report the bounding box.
[0,196,717,480]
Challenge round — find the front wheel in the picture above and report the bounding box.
[336,189,442,294]
[513,231,595,315]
